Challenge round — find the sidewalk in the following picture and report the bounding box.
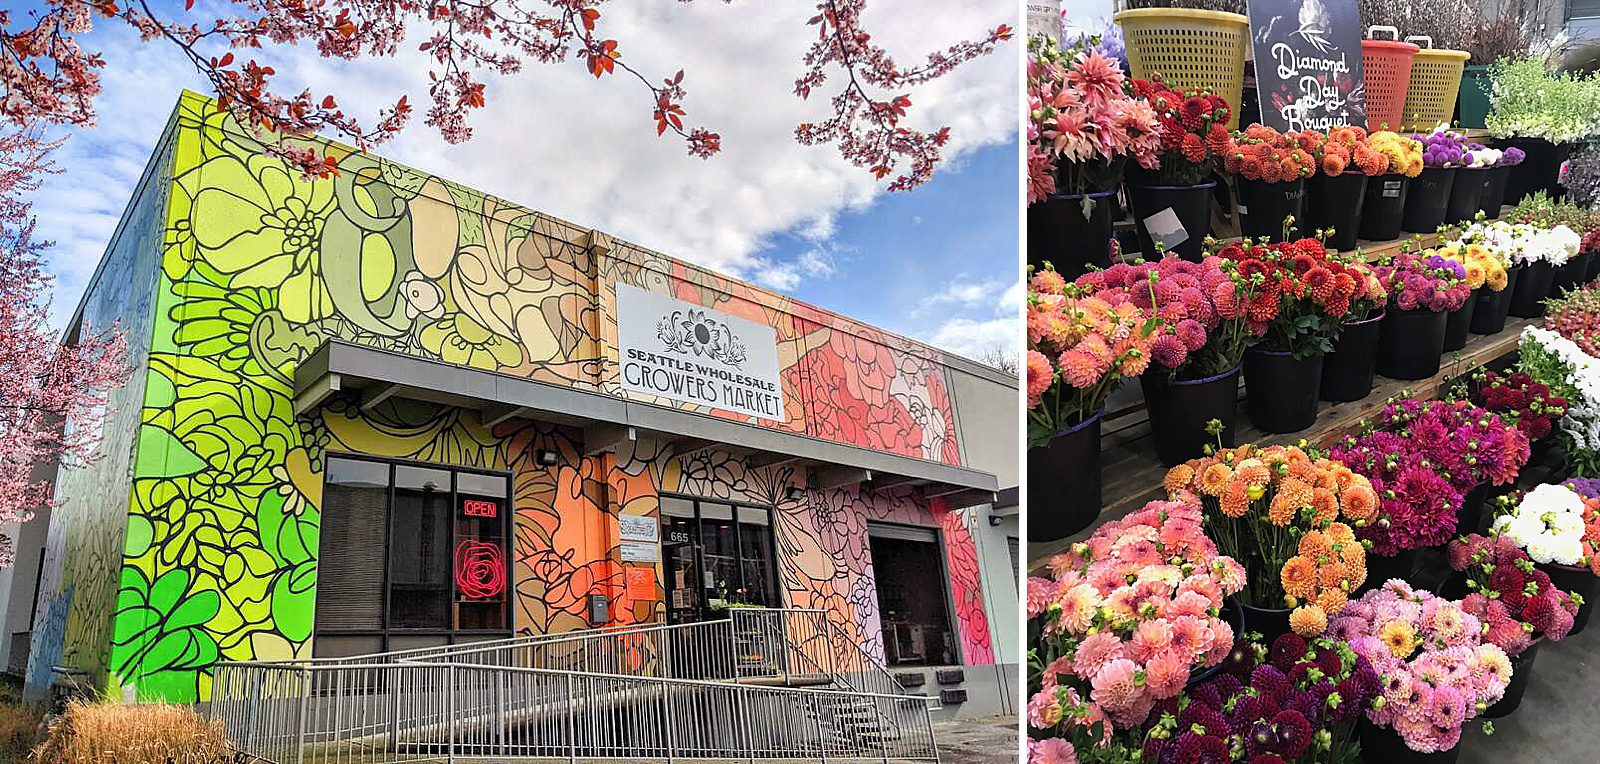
[932,715,1019,763]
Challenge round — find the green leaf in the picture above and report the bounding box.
[134,424,209,478]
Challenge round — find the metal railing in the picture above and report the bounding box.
[211,608,938,763]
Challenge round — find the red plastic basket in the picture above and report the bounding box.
[1362,26,1419,132]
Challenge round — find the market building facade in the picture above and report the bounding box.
[5,92,1018,717]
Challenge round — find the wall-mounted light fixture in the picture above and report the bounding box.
[536,449,561,466]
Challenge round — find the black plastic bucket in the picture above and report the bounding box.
[1509,260,1556,318]
[1360,174,1410,240]
[1483,639,1541,718]
[1499,137,1569,204]
[1141,364,1241,467]
[1359,721,1461,764]
[1321,311,1385,402]
[1458,482,1490,536]
[1588,249,1600,283]
[1443,297,1477,351]
[1478,165,1510,218]
[1027,191,1117,278]
[1471,266,1520,335]
[1243,348,1323,433]
[1446,168,1486,224]
[1377,308,1448,380]
[1028,408,1105,541]
[1365,548,1420,591]
[1537,560,1599,636]
[1552,254,1588,296]
[1126,181,1216,262]
[1402,167,1457,233]
[1236,600,1292,645]
[1237,177,1306,241]
[1307,172,1367,250]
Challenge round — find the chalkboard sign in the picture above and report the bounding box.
[1247,0,1366,131]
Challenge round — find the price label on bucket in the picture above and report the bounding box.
[1143,207,1188,250]
[1382,180,1402,197]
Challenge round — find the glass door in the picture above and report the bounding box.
[659,496,778,623]
[663,499,702,624]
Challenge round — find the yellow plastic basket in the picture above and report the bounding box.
[1114,8,1249,130]
[1400,36,1470,132]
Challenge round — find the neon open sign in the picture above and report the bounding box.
[462,499,498,518]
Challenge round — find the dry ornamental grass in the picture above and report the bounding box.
[29,701,236,764]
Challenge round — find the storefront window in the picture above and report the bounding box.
[662,497,778,623]
[314,456,511,656]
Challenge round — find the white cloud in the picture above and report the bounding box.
[915,277,1009,316]
[926,315,1020,362]
[751,244,841,291]
[35,1,1016,328]
[914,275,1021,364]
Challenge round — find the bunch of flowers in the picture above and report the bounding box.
[1453,220,1579,267]
[1328,580,1511,754]
[1432,241,1510,292]
[1027,36,1163,203]
[1331,431,1464,556]
[1344,260,1390,320]
[1136,633,1381,764]
[1544,284,1600,357]
[1375,398,1530,492]
[1563,146,1600,207]
[1462,144,1503,169]
[1368,130,1425,177]
[1025,265,1159,446]
[1213,238,1380,357]
[1583,225,1600,254]
[1412,126,1472,168]
[1217,124,1317,182]
[1373,250,1472,313]
[1491,483,1600,569]
[1468,369,1568,442]
[1317,125,1390,176]
[1164,443,1379,635]
[1129,76,1232,186]
[1519,326,1600,477]
[1448,532,1579,655]
[1487,57,1600,144]
[1497,146,1526,167]
[1074,256,1254,381]
[1568,477,1600,500]
[1508,191,1600,239]
[1028,497,1246,738]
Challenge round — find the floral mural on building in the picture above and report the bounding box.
[54,91,990,704]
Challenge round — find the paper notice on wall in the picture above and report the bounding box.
[626,567,655,600]
[1142,207,1188,250]
[620,540,659,563]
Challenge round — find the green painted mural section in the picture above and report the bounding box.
[22,122,172,703]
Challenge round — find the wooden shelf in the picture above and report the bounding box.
[1025,317,1534,573]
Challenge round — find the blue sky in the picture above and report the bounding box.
[31,0,1020,363]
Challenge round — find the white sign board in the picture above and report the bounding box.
[620,540,660,564]
[615,282,785,420]
[618,515,659,543]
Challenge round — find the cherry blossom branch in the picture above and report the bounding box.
[1,0,1004,185]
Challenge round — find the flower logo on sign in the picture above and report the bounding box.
[656,308,747,368]
[455,540,507,599]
